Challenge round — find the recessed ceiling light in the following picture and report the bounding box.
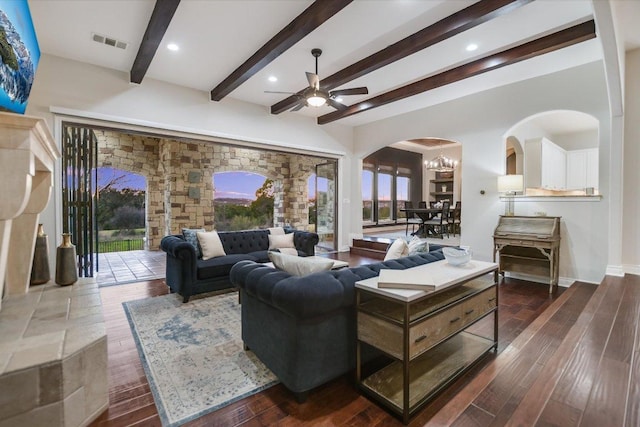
[268,76,278,82]
[167,43,179,51]
[335,97,343,103]
[466,43,478,52]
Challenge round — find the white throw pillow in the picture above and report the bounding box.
[268,233,295,250]
[268,251,333,277]
[407,236,429,255]
[384,238,409,261]
[268,227,285,235]
[196,231,227,260]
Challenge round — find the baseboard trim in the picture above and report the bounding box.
[623,264,640,275]
[606,265,625,277]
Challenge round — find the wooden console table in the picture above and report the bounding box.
[493,215,561,293]
[355,260,498,424]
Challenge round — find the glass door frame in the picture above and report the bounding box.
[315,161,338,252]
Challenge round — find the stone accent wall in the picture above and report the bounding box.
[94,130,335,250]
[96,131,161,249]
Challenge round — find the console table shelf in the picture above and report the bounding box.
[355,261,498,424]
[361,332,494,411]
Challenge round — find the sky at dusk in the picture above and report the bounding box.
[215,172,265,200]
[362,171,409,201]
[97,167,145,190]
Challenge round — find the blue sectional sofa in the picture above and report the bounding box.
[229,245,445,402]
[160,229,318,302]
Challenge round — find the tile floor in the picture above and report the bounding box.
[96,250,165,287]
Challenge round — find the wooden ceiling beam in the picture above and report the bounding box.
[317,20,596,125]
[271,0,531,115]
[210,0,353,101]
[130,0,181,84]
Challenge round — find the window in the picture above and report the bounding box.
[362,169,374,223]
[396,176,410,219]
[377,171,393,222]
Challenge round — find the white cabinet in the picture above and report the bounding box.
[566,148,598,191]
[525,138,566,190]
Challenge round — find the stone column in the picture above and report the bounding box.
[0,113,59,308]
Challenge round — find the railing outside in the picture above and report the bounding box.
[98,239,144,253]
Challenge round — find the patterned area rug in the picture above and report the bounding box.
[123,291,278,427]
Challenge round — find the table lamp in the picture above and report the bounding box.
[497,174,523,216]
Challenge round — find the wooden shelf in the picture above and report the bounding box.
[430,191,453,196]
[430,178,453,184]
[361,332,494,412]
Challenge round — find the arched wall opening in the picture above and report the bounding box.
[503,110,600,196]
[360,137,462,241]
[96,167,147,253]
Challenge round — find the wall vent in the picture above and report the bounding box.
[91,33,127,50]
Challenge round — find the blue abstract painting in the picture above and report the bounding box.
[0,0,39,114]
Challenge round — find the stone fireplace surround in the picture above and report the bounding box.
[0,113,108,426]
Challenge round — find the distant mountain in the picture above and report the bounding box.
[214,198,253,206]
[0,10,36,105]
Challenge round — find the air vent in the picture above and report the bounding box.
[91,32,127,50]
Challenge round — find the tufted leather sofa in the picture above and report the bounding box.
[160,229,318,302]
[229,246,445,402]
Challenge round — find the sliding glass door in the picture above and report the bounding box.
[315,162,337,252]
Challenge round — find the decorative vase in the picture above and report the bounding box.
[441,185,447,193]
[30,224,51,285]
[55,233,78,286]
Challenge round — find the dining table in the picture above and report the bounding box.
[400,207,443,237]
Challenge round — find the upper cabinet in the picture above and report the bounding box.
[525,137,566,191]
[525,137,598,192]
[566,148,598,191]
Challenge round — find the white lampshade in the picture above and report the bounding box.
[497,174,523,193]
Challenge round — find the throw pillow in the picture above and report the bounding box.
[268,251,333,277]
[196,231,227,260]
[408,236,429,255]
[268,227,285,235]
[268,233,295,251]
[384,238,409,261]
[182,228,205,258]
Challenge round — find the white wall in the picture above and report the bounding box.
[353,61,610,284]
[622,48,640,272]
[551,129,599,151]
[26,54,356,264]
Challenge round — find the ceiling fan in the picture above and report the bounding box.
[265,48,368,111]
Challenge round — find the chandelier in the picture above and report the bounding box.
[425,154,458,172]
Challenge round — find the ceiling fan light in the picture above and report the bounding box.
[306,92,327,107]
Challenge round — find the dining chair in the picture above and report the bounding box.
[403,201,422,235]
[423,200,450,238]
[449,201,461,236]
[418,201,427,208]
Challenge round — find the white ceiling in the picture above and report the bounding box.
[29,0,640,128]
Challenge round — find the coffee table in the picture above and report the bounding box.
[355,259,498,423]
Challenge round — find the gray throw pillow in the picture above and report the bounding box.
[182,228,205,258]
[268,251,333,277]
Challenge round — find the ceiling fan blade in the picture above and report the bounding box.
[327,98,348,111]
[330,87,369,97]
[290,101,306,112]
[306,72,319,89]
[264,90,297,94]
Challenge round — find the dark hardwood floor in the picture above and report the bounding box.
[91,256,638,427]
